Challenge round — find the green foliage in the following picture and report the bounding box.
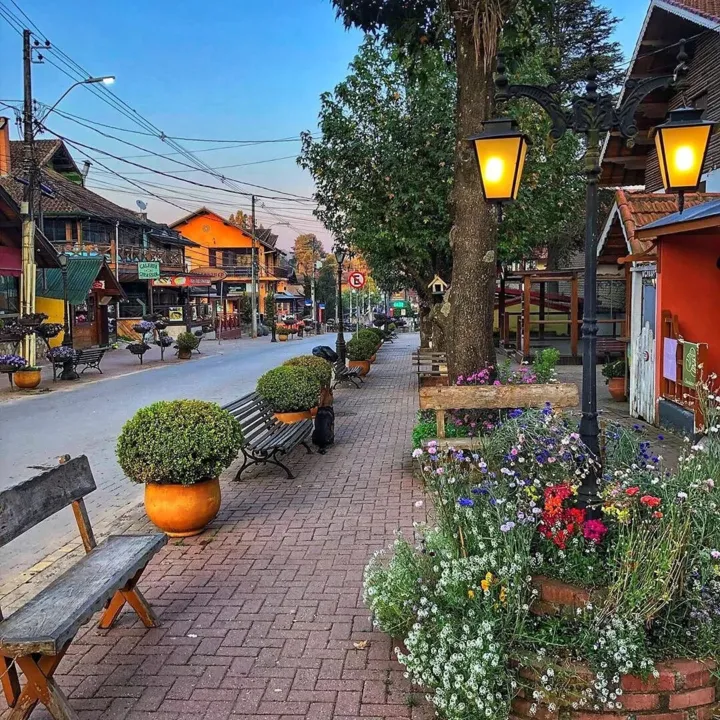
[256,365,322,413]
[355,328,382,348]
[346,336,376,361]
[265,290,276,326]
[176,332,200,352]
[532,347,560,384]
[602,358,626,382]
[117,400,244,485]
[411,413,470,448]
[283,355,332,389]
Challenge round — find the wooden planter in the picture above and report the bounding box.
[349,359,371,376]
[274,409,315,423]
[607,377,627,402]
[14,369,41,389]
[514,577,719,720]
[144,477,221,537]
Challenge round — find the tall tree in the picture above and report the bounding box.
[293,234,324,279]
[228,210,252,231]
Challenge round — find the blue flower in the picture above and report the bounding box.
[458,498,474,507]
[658,434,665,441]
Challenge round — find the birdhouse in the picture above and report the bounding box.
[429,275,449,296]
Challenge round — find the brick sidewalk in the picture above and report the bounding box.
[2,335,432,720]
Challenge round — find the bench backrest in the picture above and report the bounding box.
[78,348,107,360]
[223,392,278,445]
[0,456,95,548]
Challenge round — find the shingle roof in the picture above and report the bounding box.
[664,0,720,22]
[614,190,720,253]
[638,197,720,232]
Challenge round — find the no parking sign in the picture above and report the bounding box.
[348,271,366,290]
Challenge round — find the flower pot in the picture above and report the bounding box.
[370,354,377,363]
[349,359,371,376]
[144,477,221,537]
[607,377,626,402]
[310,406,319,418]
[274,409,314,423]
[278,335,288,342]
[178,349,192,360]
[14,369,41,389]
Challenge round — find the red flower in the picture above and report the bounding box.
[625,486,640,497]
[583,519,608,544]
[653,511,664,519]
[640,495,661,508]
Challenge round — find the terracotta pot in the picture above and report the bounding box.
[14,369,41,389]
[607,376,626,402]
[370,354,377,363]
[278,335,288,342]
[144,477,221,537]
[274,409,313,423]
[349,359,371,376]
[178,349,192,360]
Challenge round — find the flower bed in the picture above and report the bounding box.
[366,387,720,720]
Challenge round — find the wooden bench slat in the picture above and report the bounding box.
[0,457,95,548]
[418,384,579,411]
[0,534,167,656]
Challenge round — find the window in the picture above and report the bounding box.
[0,276,19,315]
[44,219,66,244]
[225,251,237,267]
[209,249,217,267]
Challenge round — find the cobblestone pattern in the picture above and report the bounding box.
[1,335,433,720]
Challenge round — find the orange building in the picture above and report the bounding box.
[170,208,288,318]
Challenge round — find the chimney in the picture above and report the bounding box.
[81,160,92,182]
[0,117,10,177]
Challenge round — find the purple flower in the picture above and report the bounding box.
[458,498,474,507]
[500,521,516,532]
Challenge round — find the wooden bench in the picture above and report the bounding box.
[412,350,449,387]
[418,383,580,449]
[332,361,363,390]
[223,392,314,480]
[50,347,108,382]
[0,456,166,720]
[596,337,627,361]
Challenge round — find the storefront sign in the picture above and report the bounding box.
[152,276,211,288]
[682,341,699,387]
[168,307,184,321]
[91,280,106,290]
[193,266,228,281]
[138,261,161,280]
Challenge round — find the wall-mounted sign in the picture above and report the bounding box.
[91,280,106,290]
[193,266,228,281]
[138,261,161,280]
[152,276,212,288]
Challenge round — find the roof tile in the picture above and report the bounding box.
[664,0,720,22]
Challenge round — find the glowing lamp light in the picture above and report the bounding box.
[469,118,529,203]
[654,108,715,193]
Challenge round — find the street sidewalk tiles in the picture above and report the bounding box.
[1,335,434,720]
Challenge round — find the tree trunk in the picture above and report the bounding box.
[445,11,499,381]
[419,303,432,348]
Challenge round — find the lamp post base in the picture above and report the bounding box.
[60,359,79,381]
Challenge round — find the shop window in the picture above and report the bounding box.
[74,299,95,326]
[209,249,217,267]
[226,251,237,267]
[0,276,19,315]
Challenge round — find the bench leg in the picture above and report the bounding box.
[98,568,158,630]
[301,441,313,455]
[1,655,20,707]
[10,645,75,720]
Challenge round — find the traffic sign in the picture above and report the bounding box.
[348,271,366,289]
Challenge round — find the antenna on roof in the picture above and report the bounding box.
[136,200,147,210]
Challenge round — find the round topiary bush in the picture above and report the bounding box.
[176,332,200,352]
[117,400,244,485]
[347,336,376,361]
[257,365,321,413]
[355,328,382,348]
[283,355,332,388]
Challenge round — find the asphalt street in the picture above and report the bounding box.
[0,334,344,580]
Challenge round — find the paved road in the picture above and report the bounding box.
[0,334,343,580]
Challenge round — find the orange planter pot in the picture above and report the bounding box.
[274,409,314,423]
[144,477,221,537]
[349,360,371,376]
[13,369,41,389]
[607,377,626,402]
[278,335,288,342]
[370,354,377,363]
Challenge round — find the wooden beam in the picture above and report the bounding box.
[419,383,580,411]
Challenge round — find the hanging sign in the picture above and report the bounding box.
[91,280,106,290]
[137,261,161,280]
[152,276,211,288]
[348,271,366,290]
[682,341,699,387]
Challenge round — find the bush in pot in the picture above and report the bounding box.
[176,331,200,359]
[117,399,244,536]
[602,358,626,401]
[347,336,376,376]
[257,365,321,422]
[283,355,332,390]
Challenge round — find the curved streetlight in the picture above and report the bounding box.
[38,76,115,125]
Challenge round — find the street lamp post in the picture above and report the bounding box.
[335,247,347,364]
[39,76,115,124]
[57,253,78,381]
[471,45,708,508]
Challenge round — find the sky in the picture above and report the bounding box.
[0,0,647,251]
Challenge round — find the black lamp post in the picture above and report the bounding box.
[472,45,706,508]
[58,253,79,381]
[335,247,347,364]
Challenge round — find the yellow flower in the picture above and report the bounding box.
[500,587,507,604]
[467,589,475,599]
[480,572,494,592]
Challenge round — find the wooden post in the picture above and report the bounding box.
[498,269,506,347]
[539,281,546,340]
[522,276,531,359]
[570,274,579,359]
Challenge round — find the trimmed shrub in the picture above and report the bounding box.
[117,400,244,485]
[355,328,382,348]
[176,331,200,352]
[257,365,322,413]
[284,355,332,388]
[347,336,376,361]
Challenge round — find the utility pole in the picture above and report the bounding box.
[250,194,258,338]
[20,29,37,365]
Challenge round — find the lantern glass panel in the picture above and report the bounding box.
[655,123,712,191]
[474,135,527,201]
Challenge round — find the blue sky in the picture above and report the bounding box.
[0,0,647,248]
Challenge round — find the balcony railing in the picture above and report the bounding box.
[203,260,290,279]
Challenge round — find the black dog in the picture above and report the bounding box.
[312,387,335,453]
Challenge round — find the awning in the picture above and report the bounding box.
[37,257,124,305]
[0,246,21,277]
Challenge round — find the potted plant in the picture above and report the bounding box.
[117,400,244,537]
[176,331,200,359]
[0,353,27,374]
[602,358,627,401]
[277,326,289,342]
[14,365,42,389]
[346,336,376,376]
[356,328,382,362]
[283,355,333,416]
[257,365,322,423]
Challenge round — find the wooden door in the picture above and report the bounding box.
[72,295,99,349]
[630,322,656,423]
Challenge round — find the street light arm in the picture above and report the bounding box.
[38,82,81,124]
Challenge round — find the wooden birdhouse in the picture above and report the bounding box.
[429,275,449,296]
